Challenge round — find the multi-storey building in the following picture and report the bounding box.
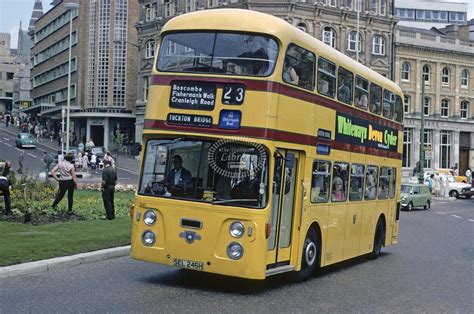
[394,0,468,29]
[394,25,474,176]
[0,33,16,115]
[134,0,398,142]
[12,22,34,117]
[27,0,138,148]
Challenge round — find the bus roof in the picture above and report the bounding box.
[160,9,402,95]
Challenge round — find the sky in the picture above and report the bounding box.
[0,0,473,49]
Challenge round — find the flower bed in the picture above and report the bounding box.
[1,176,135,224]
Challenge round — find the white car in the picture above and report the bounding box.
[426,174,471,199]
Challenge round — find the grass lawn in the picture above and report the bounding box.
[0,217,131,267]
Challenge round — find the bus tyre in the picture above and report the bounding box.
[369,218,385,260]
[293,228,319,282]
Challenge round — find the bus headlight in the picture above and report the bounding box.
[143,210,156,226]
[227,242,244,260]
[229,221,244,238]
[142,231,156,246]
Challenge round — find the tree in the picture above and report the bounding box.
[111,128,125,166]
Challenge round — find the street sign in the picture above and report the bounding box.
[425,150,433,159]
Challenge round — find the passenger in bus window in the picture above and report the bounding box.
[350,176,363,201]
[311,161,331,203]
[365,167,378,200]
[331,163,348,202]
[394,96,403,122]
[283,57,299,85]
[332,176,346,201]
[356,93,368,109]
[369,84,382,114]
[338,80,352,104]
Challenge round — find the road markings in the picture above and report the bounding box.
[3,137,10,141]
[14,148,22,152]
[436,212,447,214]
[468,219,474,222]
[435,209,473,214]
[451,215,462,219]
[27,153,37,159]
[4,143,12,147]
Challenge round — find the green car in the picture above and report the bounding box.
[15,132,37,148]
[400,183,432,211]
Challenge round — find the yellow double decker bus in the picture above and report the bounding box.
[131,9,403,280]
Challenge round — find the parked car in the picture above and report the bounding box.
[425,174,471,199]
[15,133,36,148]
[437,168,468,183]
[400,183,432,211]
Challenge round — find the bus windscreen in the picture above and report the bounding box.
[139,139,269,208]
[157,32,278,77]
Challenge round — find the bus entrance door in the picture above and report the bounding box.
[267,150,302,267]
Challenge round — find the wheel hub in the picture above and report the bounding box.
[305,242,316,266]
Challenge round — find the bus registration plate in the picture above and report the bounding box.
[173,258,204,270]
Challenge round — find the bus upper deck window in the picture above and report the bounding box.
[317,58,336,98]
[355,76,369,110]
[156,32,278,77]
[282,44,315,90]
[394,95,403,123]
[337,67,354,105]
[383,89,394,119]
[369,83,382,115]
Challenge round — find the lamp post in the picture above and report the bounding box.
[64,2,80,152]
[61,108,65,155]
[418,77,426,184]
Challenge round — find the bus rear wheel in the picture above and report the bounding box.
[292,228,319,282]
[369,218,385,260]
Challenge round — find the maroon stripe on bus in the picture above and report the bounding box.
[144,119,402,160]
[151,75,403,131]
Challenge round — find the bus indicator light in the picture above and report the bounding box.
[218,110,242,130]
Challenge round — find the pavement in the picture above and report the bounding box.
[0,246,130,279]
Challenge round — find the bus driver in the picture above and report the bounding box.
[161,155,193,196]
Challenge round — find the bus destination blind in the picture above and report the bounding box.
[167,113,212,128]
[169,81,216,110]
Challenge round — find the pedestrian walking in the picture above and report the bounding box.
[90,153,97,173]
[0,162,12,215]
[18,150,25,174]
[51,153,78,213]
[427,174,434,194]
[465,168,472,184]
[82,152,89,173]
[433,173,441,197]
[101,159,117,220]
[43,152,54,182]
[104,152,115,168]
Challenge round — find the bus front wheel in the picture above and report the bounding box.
[293,228,319,282]
[369,218,385,260]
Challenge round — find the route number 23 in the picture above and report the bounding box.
[222,84,245,105]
